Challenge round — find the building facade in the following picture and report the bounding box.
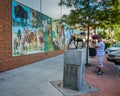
[0,0,68,72]
[16,0,70,19]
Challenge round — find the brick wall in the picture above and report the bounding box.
[0,0,64,72]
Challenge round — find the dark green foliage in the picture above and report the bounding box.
[105,42,111,49]
[97,31,107,39]
[58,0,120,28]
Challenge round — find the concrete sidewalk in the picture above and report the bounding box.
[0,54,120,96]
[0,55,64,96]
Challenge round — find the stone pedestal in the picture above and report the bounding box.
[63,48,86,91]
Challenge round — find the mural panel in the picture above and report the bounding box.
[12,0,54,56]
[52,21,64,50]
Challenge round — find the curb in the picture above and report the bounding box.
[114,63,120,78]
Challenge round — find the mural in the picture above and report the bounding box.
[52,21,64,50]
[12,0,80,56]
[12,0,54,56]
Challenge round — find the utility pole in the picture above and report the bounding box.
[40,0,41,12]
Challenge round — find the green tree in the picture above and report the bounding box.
[59,0,120,65]
[112,24,120,41]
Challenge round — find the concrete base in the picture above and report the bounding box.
[63,49,86,91]
[51,80,99,96]
[63,64,84,91]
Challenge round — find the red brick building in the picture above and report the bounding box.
[0,0,64,72]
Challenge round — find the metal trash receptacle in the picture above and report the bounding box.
[89,47,96,57]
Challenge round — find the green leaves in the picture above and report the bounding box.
[58,0,120,29]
